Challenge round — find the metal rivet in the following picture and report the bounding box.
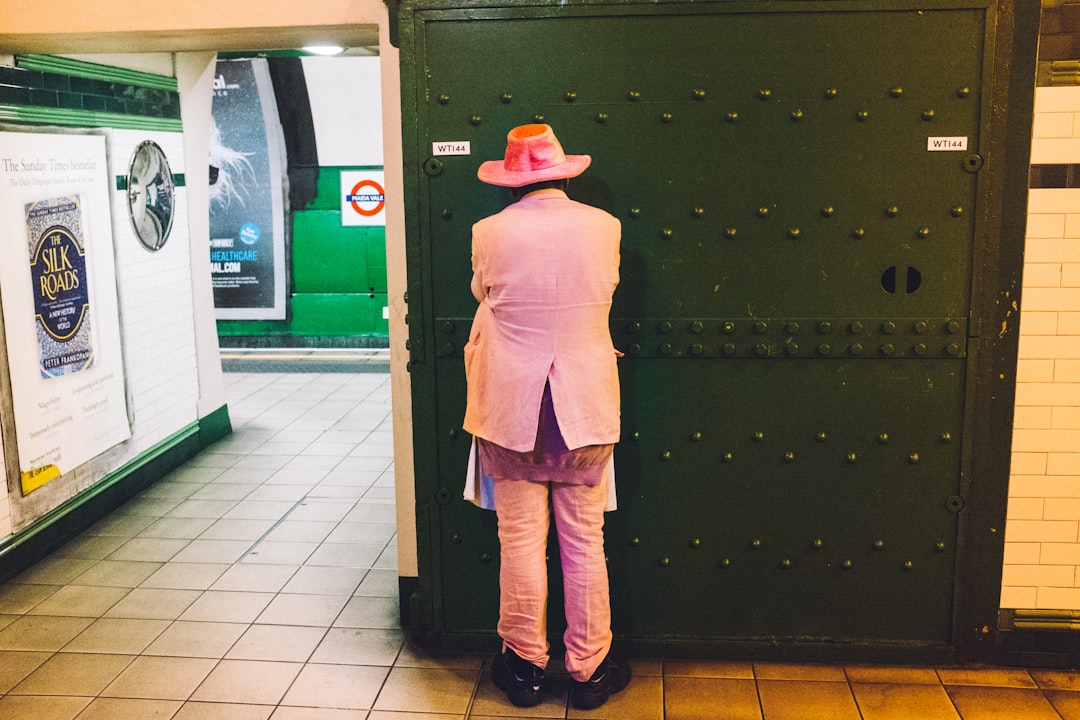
[724,227,737,239]
[690,320,704,334]
[951,206,964,217]
[481,553,493,562]
[849,343,864,356]
[758,89,772,100]
[757,207,770,218]
[627,90,641,101]
[913,343,927,356]
[441,209,453,220]
[781,559,792,569]
[629,207,640,218]
[632,431,642,441]
[723,343,737,356]
[817,343,831,356]
[437,94,450,104]
[946,320,962,334]
[661,228,674,239]
[878,433,889,444]
[661,450,672,461]
[533,114,545,123]
[880,343,895,356]
[451,533,462,543]
[690,431,702,442]
[917,227,931,239]
[886,205,900,217]
[659,343,673,355]
[725,112,739,122]
[786,322,800,334]
[842,560,853,570]
[691,343,704,356]
[818,321,833,334]
[443,321,456,334]
[821,206,835,217]
[788,227,801,239]
[723,321,737,334]
[856,110,870,121]
[626,320,641,334]
[752,539,763,549]
[824,87,838,99]
[922,109,935,121]
[659,320,673,334]
[692,207,705,218]
[629,537,640,546]
[890,86,904,98]
[659,557,670,567]
[448,427,457,439]
[691,88,706,101]
[946,343,961,356]
[957,86,971,98]
[882,321,896,334]
[873,540,885,551]
[852,228,866,239]
[661,112,673,123]
[753,431,765,442]
[940,432,953,443]
[721,558,731,568]
[813,538,825,549]
[846,452,858,464]
[754,343,769,356]
[785,343,799,356]
[628,343,641,355]
[903,561,914,571]
[564,91,577,102]
[914,321,928,334]
[596,112,609,124]
[689,537,702,548]
[790,109,804,121]
[754,321,768,334]
[783,451,796,463]
[935,542,947,552]
[500,92,513,104]
[722,452,734,463]
[469,115,482,126]
[909,453,920,464]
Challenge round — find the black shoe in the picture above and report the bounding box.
[491,648,544,707]
[571,652,631,710]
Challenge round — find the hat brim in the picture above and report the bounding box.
[476,155,591,187]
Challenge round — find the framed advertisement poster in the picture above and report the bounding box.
[209,58,287,320]
[0,131,130,495]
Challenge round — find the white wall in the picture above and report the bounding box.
[1005,85,1080,610]
[302,55,383,167]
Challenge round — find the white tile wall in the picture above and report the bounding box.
[1008,85,1080,610]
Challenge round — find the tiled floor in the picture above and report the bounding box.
[0,369,1079,719]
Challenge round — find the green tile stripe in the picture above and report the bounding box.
[17,54,178,91]
[0,104,182,132]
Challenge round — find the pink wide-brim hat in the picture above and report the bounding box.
[477,124,591,187]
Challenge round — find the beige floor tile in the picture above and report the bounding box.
[143,620,248,658]
[104,587,202,620]
[14,557,99,585]
[306,543,383,568]
[355,568,399,596]
[309,627,403,665]
[262,520,337,544]
[244,541,320,564]
[227,624,327,662]
[190,659,303,705]
[626,658,663,677]
[210,563,299,592]
[755,661,848,682]
[179,590,275,623]
[256,593,350,627]
[664,660,755,678]
[273,708,370,720]
[86,514,156,537]
[62,617,170,654]
[1031,668,1080,691]
[282,566,367,595]
[0,650,52,693]
[10,652,134,695]
[0,583,61,613]
[171,539,252,564]
[757,679,861,720]
[845,664,943,685]
[53,535,128,560]
[372,666,477,715]
[199,518,277,541]
[936,666,1037,687]
[946,685,1063,720]
[1046,689,1080,720]
[102,655,217,700]
[280,663,390,710]
[107,537,191,562]
[0,694,93,720]
[851,682,961,720]
[25,584,130,617]
[664,676,761,720]
[394,641,483,670]
[137,517,217,540]
[172,700,274,719]
[334,595,400,629]
[140,562,231,591]
[73,697,182,720]
[0,615,94,651]
[567,673,663,720]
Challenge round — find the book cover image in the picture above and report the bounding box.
[25,194,94,379]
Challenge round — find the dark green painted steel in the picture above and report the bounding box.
[397,0,1038,662]
[292,211,387,293]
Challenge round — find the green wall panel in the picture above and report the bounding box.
[289,293,389,335]
[292,210,387,293]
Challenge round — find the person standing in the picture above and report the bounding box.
[462,124,631,710]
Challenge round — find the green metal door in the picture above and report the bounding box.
[395,0,1037,662]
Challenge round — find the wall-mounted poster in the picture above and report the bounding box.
[0,132,130,495]
[340,170,386,227]
[209,58,287,320]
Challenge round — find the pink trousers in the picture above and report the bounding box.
[493,475,612,682]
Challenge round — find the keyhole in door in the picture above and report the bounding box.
[881,266,922,294]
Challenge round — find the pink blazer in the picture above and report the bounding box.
[463,189,622,452]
